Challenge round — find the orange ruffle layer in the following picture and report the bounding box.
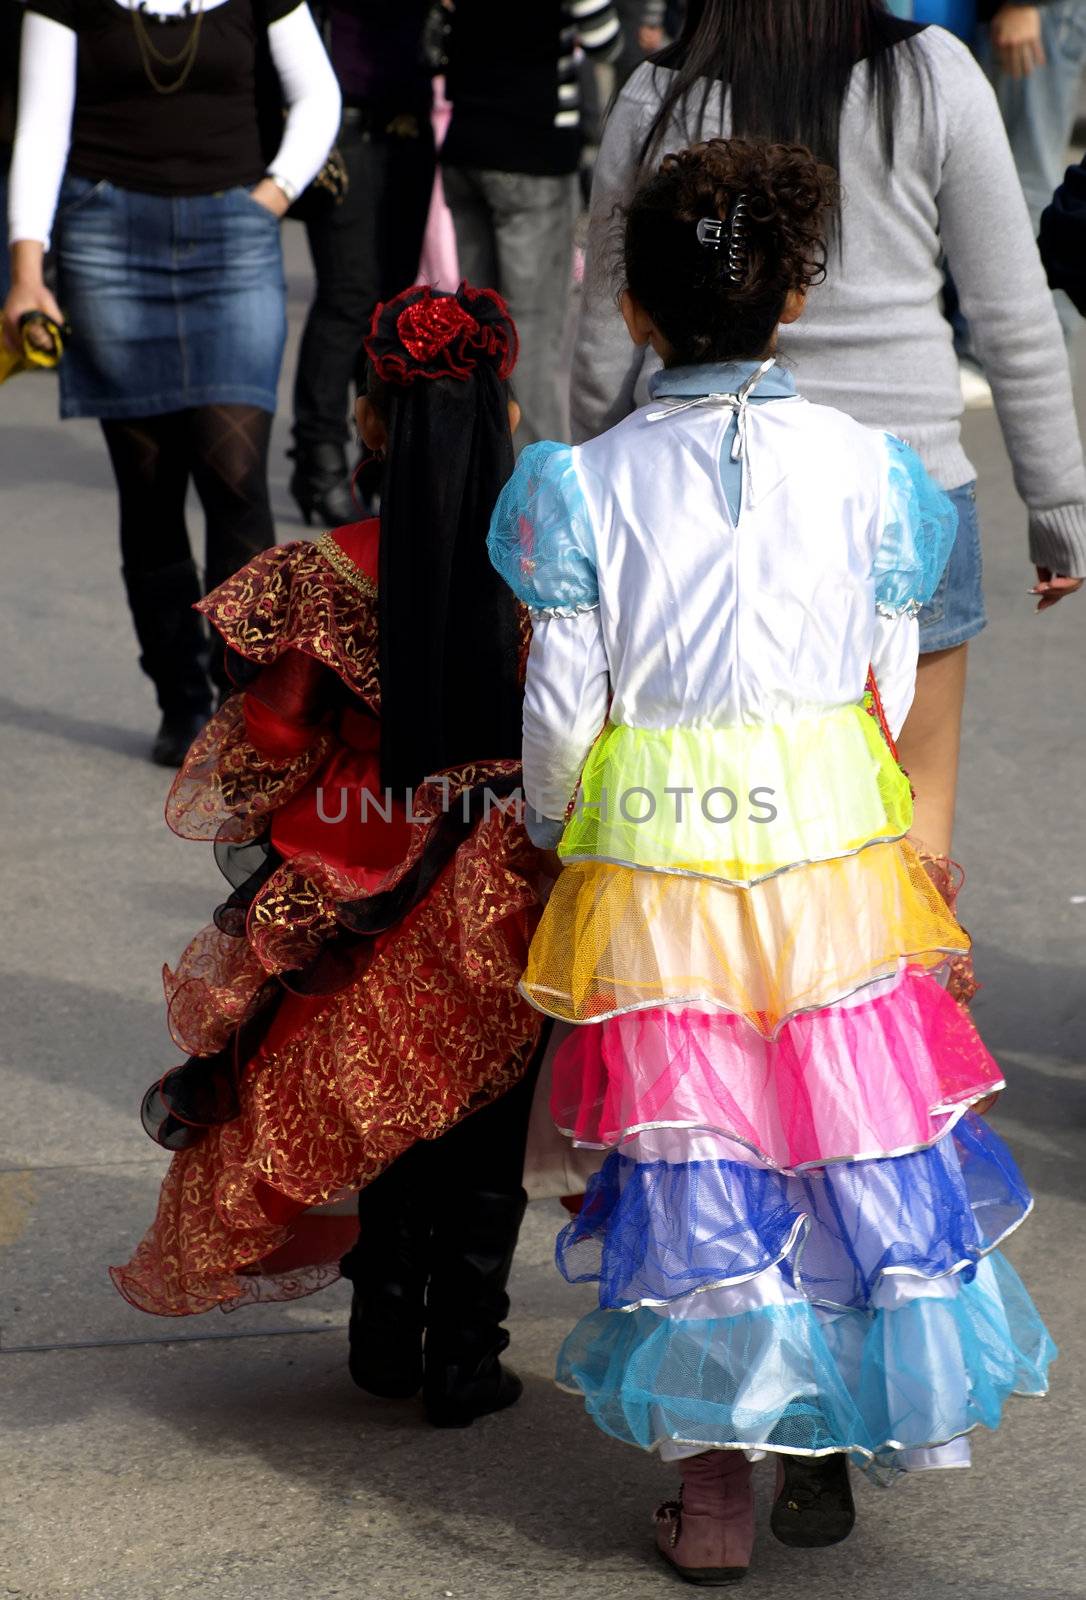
[522,841,967,1036]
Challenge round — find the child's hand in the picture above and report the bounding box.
[972,1091,1002,1116]
[1030,566,1084,612]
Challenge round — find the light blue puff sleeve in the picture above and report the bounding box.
[487,441,598,614]
[874,434,959,616]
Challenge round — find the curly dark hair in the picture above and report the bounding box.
[623,138,840,365]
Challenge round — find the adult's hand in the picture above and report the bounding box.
[2,278,64,353]
[991,3,1046,78]
[248,177,291,218]
[1031,566,1084,611]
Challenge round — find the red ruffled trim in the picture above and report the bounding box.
[198,528,381,709]
[166,694,333,845]
[916,849,981,1009]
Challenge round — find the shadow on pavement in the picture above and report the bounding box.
[0,693,152,761]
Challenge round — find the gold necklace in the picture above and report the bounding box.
[128,0,207,96]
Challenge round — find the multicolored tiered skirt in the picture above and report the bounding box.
[525,705,1055,1482]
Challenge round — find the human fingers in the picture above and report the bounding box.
[1030,568,1084,611]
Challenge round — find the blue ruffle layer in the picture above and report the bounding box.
[556,1251,1055,1480]
[557,1113,1031,1311]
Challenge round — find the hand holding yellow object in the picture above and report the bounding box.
[0,312,68,384]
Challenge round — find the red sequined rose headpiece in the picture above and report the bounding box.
[364,282,519,386]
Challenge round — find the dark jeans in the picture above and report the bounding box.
[292,108,435,451]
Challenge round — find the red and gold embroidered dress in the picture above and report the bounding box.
[112,519,543,1315]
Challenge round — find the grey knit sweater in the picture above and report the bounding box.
[571,27,1086,577]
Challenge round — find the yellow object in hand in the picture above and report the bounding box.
[0,312,67,385]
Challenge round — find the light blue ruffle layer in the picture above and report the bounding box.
[875,434,959,615]
[487,440,599,612]
[557,1113,1031,1312]
[556,1250,1055,1481]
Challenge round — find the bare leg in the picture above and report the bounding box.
[898,643,969,857]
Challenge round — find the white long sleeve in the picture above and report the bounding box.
[265,3,341,199]
[869,613,919,742]
[6,2,340,251]
[523,611,612,832]
[8,13,77,248]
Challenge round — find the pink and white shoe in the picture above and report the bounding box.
[654,1451,755,1586]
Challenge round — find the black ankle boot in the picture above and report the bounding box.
[122,559,213,766]
[151,708,212,768]
[423,1188,527,1429]
[770,1452,856,1548]
[288,441,355,528]
[341,1161,432,1400]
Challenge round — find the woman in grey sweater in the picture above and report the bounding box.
[571,0,1085,859]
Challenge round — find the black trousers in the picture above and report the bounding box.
[345,1038,544,1247]
[292,108,436,451]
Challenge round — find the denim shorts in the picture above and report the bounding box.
[918,480,987,653]
[54,175,287,419]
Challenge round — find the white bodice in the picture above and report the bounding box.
[576,397,891,728]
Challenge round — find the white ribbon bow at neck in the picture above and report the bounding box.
[645,356,777,463]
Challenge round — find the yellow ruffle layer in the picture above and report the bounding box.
[523,840,967,1037]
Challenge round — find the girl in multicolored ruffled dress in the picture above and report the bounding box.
[489,138,1055,1584]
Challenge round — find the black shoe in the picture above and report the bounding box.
[770,1453,855,1549]
[423,1346,523,1430]
[423,1187,528,1429]
[151,707,211,768]
[288,442,355,527]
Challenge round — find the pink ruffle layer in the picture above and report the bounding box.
[551,969,1003,1171]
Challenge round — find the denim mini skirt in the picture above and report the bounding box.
[918,480,987,652]
[53,175,287,419]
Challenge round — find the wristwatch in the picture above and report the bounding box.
[265,172,298,206]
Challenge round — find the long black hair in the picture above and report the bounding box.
[640,0,926,176]
[364,284,523,796]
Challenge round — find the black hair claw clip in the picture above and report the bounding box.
[727,194,750,284]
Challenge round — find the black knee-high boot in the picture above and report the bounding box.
[422,1185,528,1428]
[341,1149,433,1400]
[122,558,213,765]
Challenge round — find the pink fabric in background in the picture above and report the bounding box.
[551,970,1005,1171]
[417,78,460,291]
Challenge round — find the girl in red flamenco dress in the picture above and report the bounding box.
[111,283,548,1429]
